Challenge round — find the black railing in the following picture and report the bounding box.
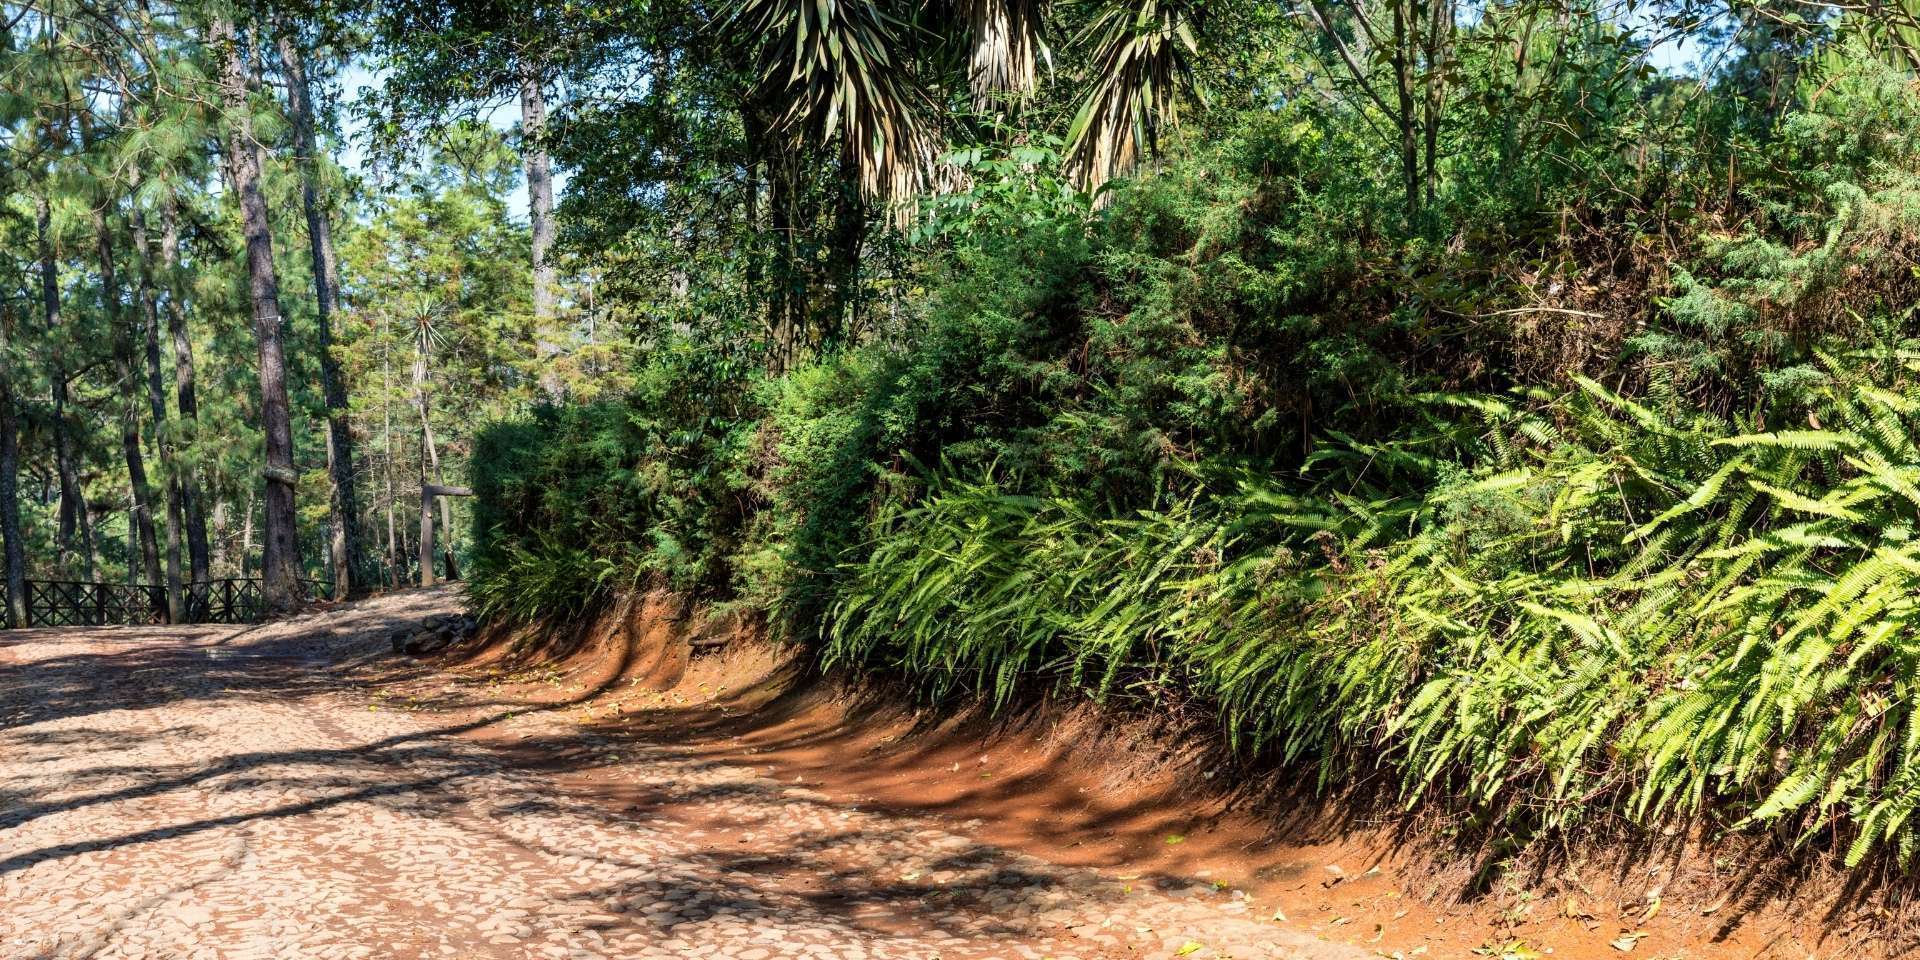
[24,580,166,628]
[183,579,263,625]
[17,578,333,628]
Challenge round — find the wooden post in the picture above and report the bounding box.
[418,482,473,587]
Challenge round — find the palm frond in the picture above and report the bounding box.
[1063,0,1200,191]
[960,0,1050,104]
[730,0,939,199]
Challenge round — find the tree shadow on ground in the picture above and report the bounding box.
[0,590,459,733]
[1,626,1204,955]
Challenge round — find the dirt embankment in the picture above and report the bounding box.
[426,589,1888,960]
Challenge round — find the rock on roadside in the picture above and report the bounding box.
[389,611,479,656]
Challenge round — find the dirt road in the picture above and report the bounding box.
[0,589,1361,960]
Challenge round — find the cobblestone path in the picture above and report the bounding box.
[1,590,1362,960]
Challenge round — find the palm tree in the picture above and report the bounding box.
[725,0,1201,200]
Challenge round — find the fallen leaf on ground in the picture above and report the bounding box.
[1471,940,1539,960]
[1635,896,1662,924]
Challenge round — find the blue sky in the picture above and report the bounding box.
[333,61,565,220]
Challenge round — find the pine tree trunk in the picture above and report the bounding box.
[278,26,359,601]
[520,62,564,398]
[0,308,26,627]
[129,184,183,621]
[159,198,211,584]
[213,13,301,611]
[212,498,229,575]
[412,332,458,580]
[96,211,163,588]
[126,492,139,587]
[37,196,91,580]
[238,493,255,578]
[383,311,399,589]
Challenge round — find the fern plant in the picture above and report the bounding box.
[823,360,1920,866]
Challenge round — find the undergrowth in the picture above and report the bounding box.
[465,41,1920,870]
[826,357,1920,864]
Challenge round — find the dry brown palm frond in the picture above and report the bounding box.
[960,0,1050,105]
[1063,0,1200,192]
[729,0,940,200]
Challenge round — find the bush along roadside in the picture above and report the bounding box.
[822,361,1920,868]
[465,41,1920,874]
[471,354,1920,871]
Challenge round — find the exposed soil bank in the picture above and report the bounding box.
[417,589,1881,960]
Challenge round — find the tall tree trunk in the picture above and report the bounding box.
[278,26,359,601]
[212,498,229,575]
[385,468,398,587]
[740,111,772,365]
[653,50,690,307]
[382,310,399,588]
[825,177,866,346]
[0,308,26,627]
[411,331,458,581]
[126,492,139,586]
[1392,0,1421,219]
[766,159,801,374]
[96,211,163,588]
[1421,0,1451,205]
[213,13,301,611]
[124,0,184,616]
[129,185,183,621]
[238,493,255,578]
[159,198,211,584]
[519,62,563,398]
[37,196,91,579]
[85,513,99,580]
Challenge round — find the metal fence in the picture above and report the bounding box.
[16,578,333,628]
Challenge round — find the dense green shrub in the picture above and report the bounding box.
[468,334,759,622]
[823,364,1920,864]
[467,32,1920,865]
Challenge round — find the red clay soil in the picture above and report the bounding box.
[415,590,1870,960]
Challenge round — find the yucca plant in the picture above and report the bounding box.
[724,0,1202,199]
